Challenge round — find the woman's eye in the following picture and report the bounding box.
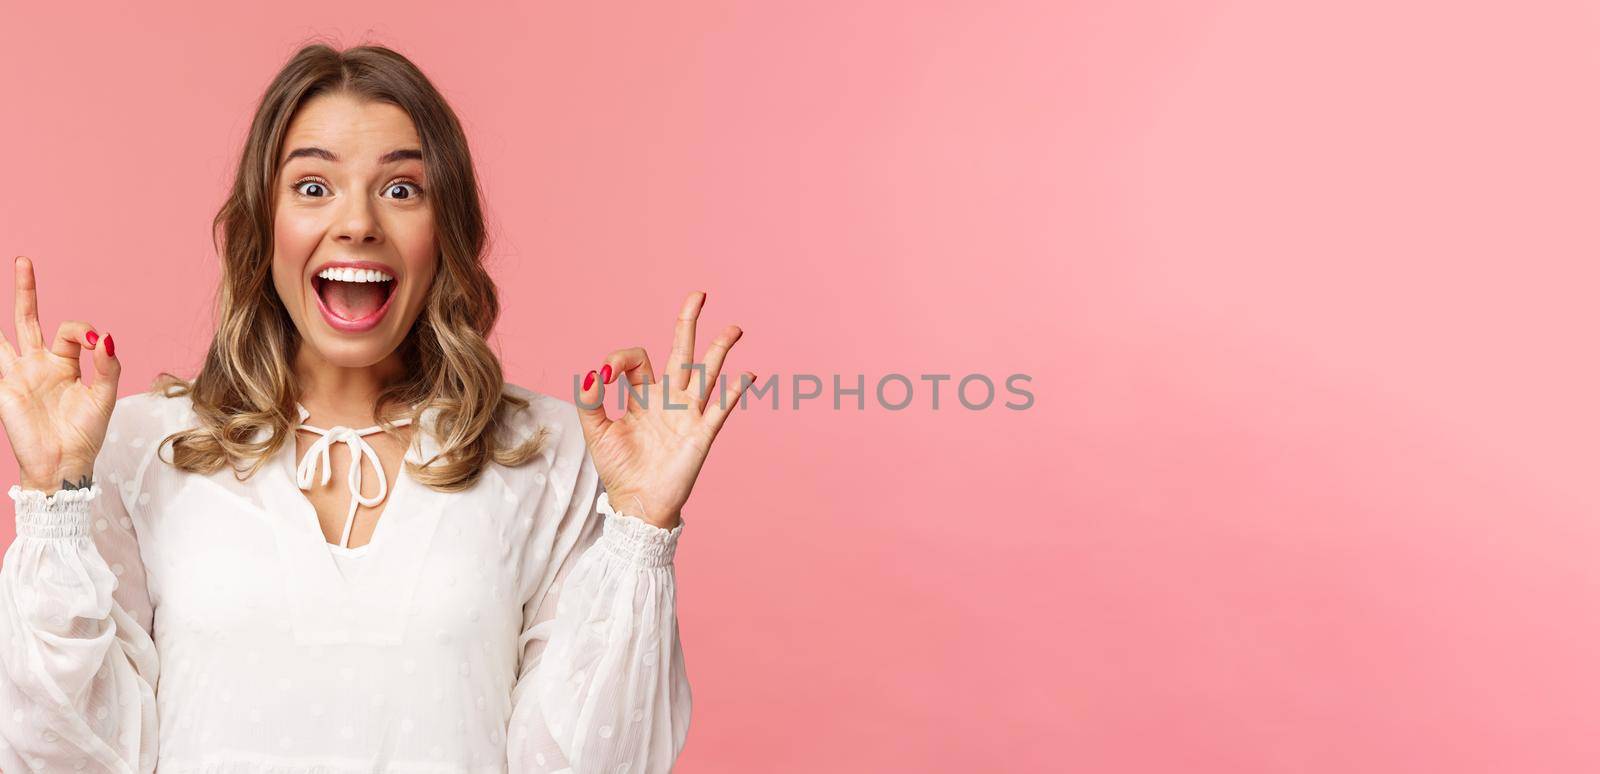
[384,182,422,200]
[290,179,420,200]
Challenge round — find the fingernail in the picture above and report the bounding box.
[600,364,612,384]
[86,330,98,347]
[583,370,596,390]
[104,334,115,358]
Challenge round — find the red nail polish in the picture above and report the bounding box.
[600,364,612,384]
[583,370,596,390]
[86,330,98,346]
[104,334,115,358]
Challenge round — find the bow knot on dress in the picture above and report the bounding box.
[292,409,414,550]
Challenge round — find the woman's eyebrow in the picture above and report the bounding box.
[281,147,423,164]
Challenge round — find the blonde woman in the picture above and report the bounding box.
[0,43,751,773]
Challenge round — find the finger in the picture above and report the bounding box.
[574,367,611,442]
[88,332,121,413]
[600,346,656,415]
[0,330,16,374]
[703,371,756,439]
[689,324,742,409]
[662,291,705,394]
[13,256,44,354]
[600,346,655,387]
[50,320,99,364]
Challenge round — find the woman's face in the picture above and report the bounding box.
[270,92,437,370]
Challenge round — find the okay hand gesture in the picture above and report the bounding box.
[574,292,754,530]
[0,256,121,493]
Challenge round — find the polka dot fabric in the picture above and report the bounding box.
[0,384,691,772]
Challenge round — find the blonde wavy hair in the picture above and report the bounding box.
[151,41,546,492]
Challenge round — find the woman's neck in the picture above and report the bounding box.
[291,342,407,427]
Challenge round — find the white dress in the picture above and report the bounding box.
[0,384,691,773]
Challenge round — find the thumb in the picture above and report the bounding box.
[574,367,610,442]
[88,332,120,415]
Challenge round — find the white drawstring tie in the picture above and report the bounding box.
[294,416,413,550]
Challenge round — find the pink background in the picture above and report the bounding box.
[3,1,1598,771]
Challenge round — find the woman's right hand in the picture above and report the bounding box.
[0,256,120,493]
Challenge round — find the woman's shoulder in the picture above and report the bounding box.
[495,381,592,477]
[107,388,196,446]
[97,389,197,491]
[498,382,583,440]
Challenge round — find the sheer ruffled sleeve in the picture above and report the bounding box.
[506,447,691,774]
[0,395,162,773]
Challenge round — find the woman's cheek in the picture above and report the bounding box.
[270,219,315,311]
[276,213,323,248]
[399,222,437,310]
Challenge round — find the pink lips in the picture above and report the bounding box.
[311,277,396,333]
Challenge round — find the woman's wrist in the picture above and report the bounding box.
[604,489,682,531]
[21,466,94,493]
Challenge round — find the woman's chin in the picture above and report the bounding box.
[298,324,404,368]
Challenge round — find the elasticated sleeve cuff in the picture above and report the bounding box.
[8,483,102,540]
[595,490,683,567]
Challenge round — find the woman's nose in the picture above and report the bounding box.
[334,196,383,244]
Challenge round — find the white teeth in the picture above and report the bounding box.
[315,267,394,283]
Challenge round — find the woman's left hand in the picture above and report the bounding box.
[574,291,754,530]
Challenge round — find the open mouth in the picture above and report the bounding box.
[311,268,398,330]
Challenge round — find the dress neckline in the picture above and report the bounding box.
[290,401,418,553]
[255,400,452,646]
